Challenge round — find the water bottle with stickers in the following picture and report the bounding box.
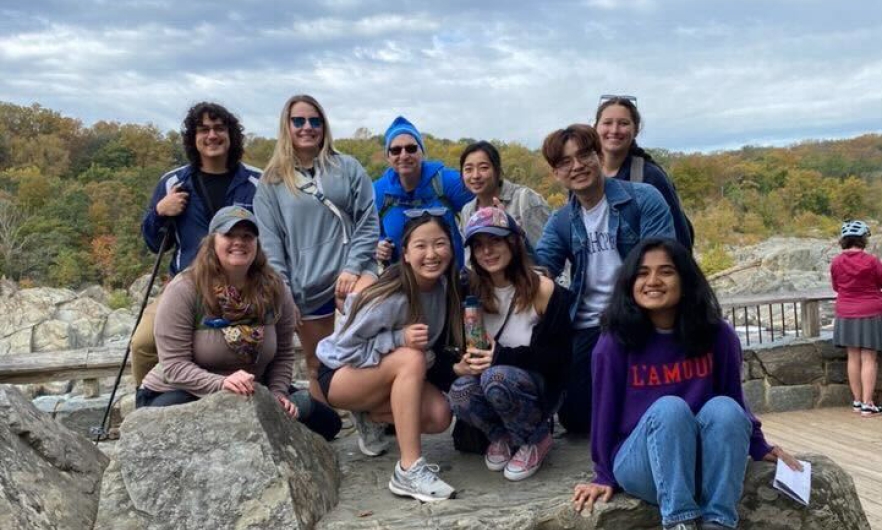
[463,295,489,350]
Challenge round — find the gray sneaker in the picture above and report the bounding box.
[351,411,389,456]
[388,457,456,502]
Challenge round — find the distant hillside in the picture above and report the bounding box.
[1,101,880,287]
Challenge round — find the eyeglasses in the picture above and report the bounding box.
[598,94,637,107]
[389,144,420,156]
[553,150,599,175]
[290,116,324,129]
[403,207,448,219]
[195,124,229,135]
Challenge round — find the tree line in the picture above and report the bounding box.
[1,101,880,288]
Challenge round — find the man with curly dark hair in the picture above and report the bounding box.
[132,102,262,385]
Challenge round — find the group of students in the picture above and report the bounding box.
[130,94,799,530]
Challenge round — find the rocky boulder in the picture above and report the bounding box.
[0,384,109,529]
[318,429,869,529]
[94,386,340,529]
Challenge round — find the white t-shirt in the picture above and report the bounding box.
[575,197,622,329]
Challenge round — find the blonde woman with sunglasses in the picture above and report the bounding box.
[254,94,379,403]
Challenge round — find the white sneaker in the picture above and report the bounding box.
[351,411,389,456]
[388,457,456,502]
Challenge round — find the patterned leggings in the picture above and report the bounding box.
[448,365,549,446]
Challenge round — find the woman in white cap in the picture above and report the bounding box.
[137,206,342,440]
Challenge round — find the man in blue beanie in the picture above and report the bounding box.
[373,116,473,268]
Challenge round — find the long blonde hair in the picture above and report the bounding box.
[262,94,338,194]
[343,215,464,355]
[188,233,285,321]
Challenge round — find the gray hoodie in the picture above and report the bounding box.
[460,180,551,247]
[254,154,379,314]
[316,280,446,369]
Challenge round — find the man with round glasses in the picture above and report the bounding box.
[535,124,674,436]
[132,102,261,385]
[373,116,473,268]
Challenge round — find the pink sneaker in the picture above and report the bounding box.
[504,433,553,481]
[485,438,512,471]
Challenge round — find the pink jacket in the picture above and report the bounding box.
[831,250,882,318]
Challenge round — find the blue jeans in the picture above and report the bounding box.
[449,365,548,446]
[612,396,752,528]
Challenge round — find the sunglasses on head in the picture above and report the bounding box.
[599,94,638,107]
[290,116,324,129]
[403,207,448,219]
[389,144,420,156]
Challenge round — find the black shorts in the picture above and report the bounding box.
[317,362,338,401]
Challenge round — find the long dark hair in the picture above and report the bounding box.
[182,102,245,170]
[603,238,721,357]
[468,233,539,314]
[343,214,464,354]
[594,97,655,164]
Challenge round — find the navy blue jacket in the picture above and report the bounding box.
[141,163,261,275]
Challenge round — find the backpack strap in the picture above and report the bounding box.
[630,156,645,184]
[377,167,457,231]
[297,178,350,245]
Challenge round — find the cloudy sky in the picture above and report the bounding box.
[1,0,879,152]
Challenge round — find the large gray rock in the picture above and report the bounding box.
[318,429,869,529]
[94,386,340,529]
[0,384,109,530]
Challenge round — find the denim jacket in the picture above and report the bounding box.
[535,178,675,321]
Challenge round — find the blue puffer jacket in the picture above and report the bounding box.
[141,163,261,276]
[373,160,473,268]
[535,177,675,322]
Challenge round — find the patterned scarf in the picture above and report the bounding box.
[214,284,264,364]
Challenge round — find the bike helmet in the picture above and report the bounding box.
[841,220,871,238]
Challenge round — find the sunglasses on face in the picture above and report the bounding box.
[403,207,448,219]
[389,144,420,156]
[599,94,638,107]
[289,116,324,129]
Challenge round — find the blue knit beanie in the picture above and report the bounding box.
[384,116,426,155]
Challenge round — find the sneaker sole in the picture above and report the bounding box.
[484,458,508,472]
[504,464,542,482]
[357,437,388,457]
[388,481,456,502]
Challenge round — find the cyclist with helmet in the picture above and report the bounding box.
[831,220,882,417]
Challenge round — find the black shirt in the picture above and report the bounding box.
[195,170,234,219]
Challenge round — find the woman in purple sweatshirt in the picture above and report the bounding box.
[572,238,800,530]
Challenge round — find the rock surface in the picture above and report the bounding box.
[94,386,340,529]
[0,384,109,530]
[318,426,870,530]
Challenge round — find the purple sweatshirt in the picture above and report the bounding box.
[591,323,772,488]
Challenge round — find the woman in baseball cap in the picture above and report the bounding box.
[449,207,574,481]
[136,205,342,440]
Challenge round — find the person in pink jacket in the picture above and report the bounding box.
[831,220,882,417]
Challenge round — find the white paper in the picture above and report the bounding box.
[772,459,812,506]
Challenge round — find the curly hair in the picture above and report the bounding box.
[181,102,245,170]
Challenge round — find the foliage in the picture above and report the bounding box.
[107,289,132,310]
[2,100,881,288]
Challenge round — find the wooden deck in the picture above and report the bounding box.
[759,407,882,529]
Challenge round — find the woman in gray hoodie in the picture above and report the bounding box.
[316,212,465,502]
[254,94,379,402]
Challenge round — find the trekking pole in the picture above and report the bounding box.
[91,223,173,444]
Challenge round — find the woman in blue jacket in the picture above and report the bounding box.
[373,116,473,268]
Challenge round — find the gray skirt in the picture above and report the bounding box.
[833,316,882,351]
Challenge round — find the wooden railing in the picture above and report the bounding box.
[0,289,837,387]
